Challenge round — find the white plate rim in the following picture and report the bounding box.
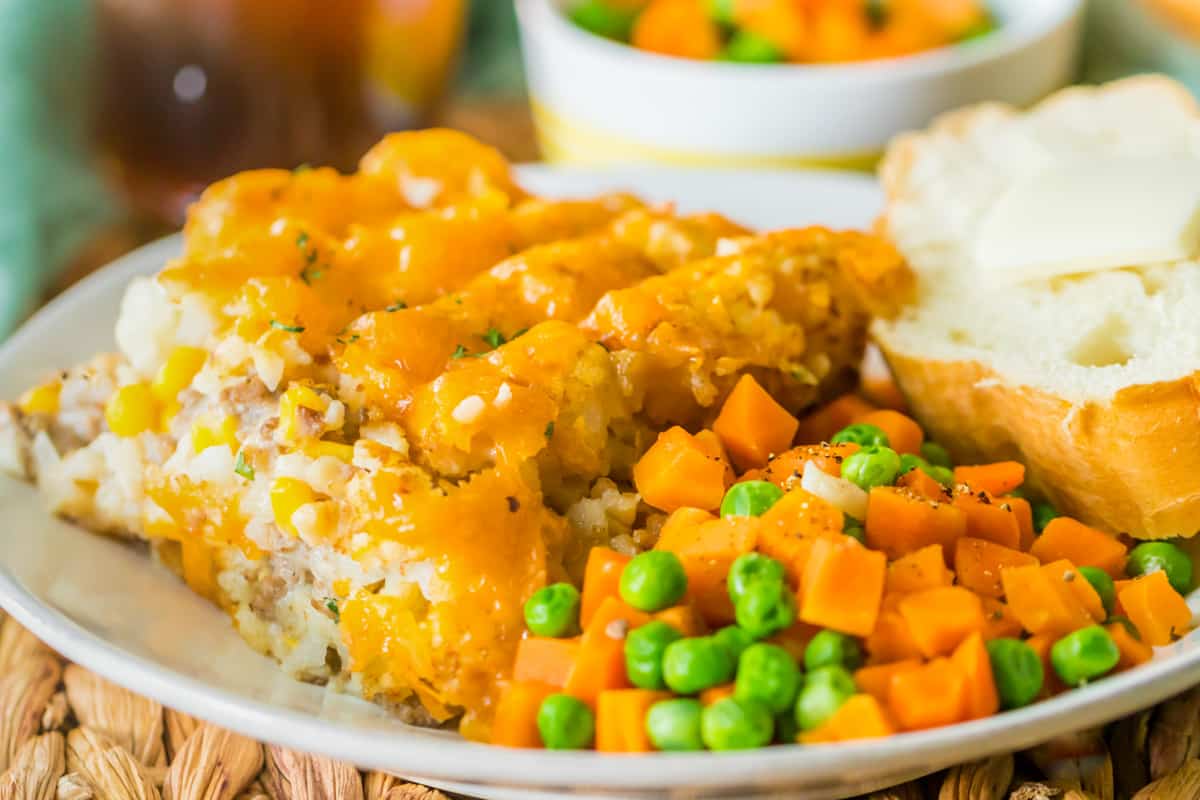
[0,166,1196,795]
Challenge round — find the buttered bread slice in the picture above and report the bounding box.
[874,76,1200,539]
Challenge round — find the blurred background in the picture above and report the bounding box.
[4,0,1200,337]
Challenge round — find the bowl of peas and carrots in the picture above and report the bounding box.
[491,375,1196,752]
[516,0,1082,168]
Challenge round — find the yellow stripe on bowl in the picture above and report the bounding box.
[530,99,880,172]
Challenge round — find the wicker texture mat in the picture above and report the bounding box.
[0,610,1196,799]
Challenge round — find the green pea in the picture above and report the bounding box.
[804,629,863,672]
[625,621,683,690]
[1032,502,1058,533]
[843,524,866,544]
[897,453,927,475]
[537,694,595,750]
[926,465,955,486]
[727,552,786,605]
[735,579,797,639]
[734,643,802,714]
[920,441,953,469]
[841,445,902,490]
[830,422,890,449]
[1077,566,1116,616]
[721,480,785,518]
[713,625,755,662]
[568,0,638,41]
[662,637,735,694]
[1127,541,1194,594]
[701,697,774,750]
[794,666,855,730]
[523,583,581,638]
[645,698,704,751]
[985,638,1044,709]
[707,0,736,25]
[1051,626,1120,687]
[720,31,784,63]
[619,551,688,612]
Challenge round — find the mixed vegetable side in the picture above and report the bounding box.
[491,374,1196,751]
[567,0,996,64]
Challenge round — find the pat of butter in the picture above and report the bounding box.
[974,157,1200,283]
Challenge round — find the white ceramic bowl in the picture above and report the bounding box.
[517,0,1084,168]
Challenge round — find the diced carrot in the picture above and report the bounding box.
[897,468,949,502]
[796,393,877,445]
[581,547,630,628]
[857,409,924,455]
[758,488,844,583]
[898,586,986,657]
[888,659,967,731]
[1001,562,1093,637]
[760,443,860,484]
[865,594,924,663]
[1118,570,1193,647]
[492,681,555,748]
[513,637,580,689]
[1025,634,1066,697]
[693,429,736,482]
[953,538,1038,598]
[952,632,999,720]
[596,689,672,753]
[1031,517,1128,578]
[1007,496,1035,551]
[713,374,800,471]
[952,494,1021,551]
[654,604,707,637]
[585,596,652,639]
[634,426,730,513]
[865,486,967,561]
[858,346,909,413]
[565,614,637,706]
[799,537,887,636]
[854,659,922,705]
[732,0,809,60]
[1040,559,1105,623]
[886,544,953,595]
[656,516,759,624]
[801,694,896,743]
[980,597,1024,640]
[631,0,722,59]
[953,462,1025,497]
[1107,622,1154,671]
[700,683,735,706]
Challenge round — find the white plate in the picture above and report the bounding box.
[0,166,1197,800]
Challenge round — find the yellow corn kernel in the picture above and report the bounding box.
[17,382,61,415]
[158,399,182,432]
[278,384,329,442]
[104,383,160,437]
[302,440,355,462]
[270,477,318,538]
[152,346,208,403]
[332,578,351,597]
[192,415,239,454]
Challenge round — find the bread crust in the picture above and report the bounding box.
[877,340,1200,539]
[874,75,1200,539]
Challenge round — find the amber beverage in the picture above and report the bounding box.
[94,0,466,224]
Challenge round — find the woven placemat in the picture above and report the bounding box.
[1,614,1196,799]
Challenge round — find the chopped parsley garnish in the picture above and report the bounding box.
[480,327,506,349]
[545,421,555,440]
[296,231,309,249]
[865,0,888,29]
[335,334,360,346]
[325,598,340,621]
[300,266,325,284]
[234,450,255,481]
[385,301,408,312]
[270,320,305,333]
[511,327,529,339]
[451,344,470,359]
[293,163,311,174]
